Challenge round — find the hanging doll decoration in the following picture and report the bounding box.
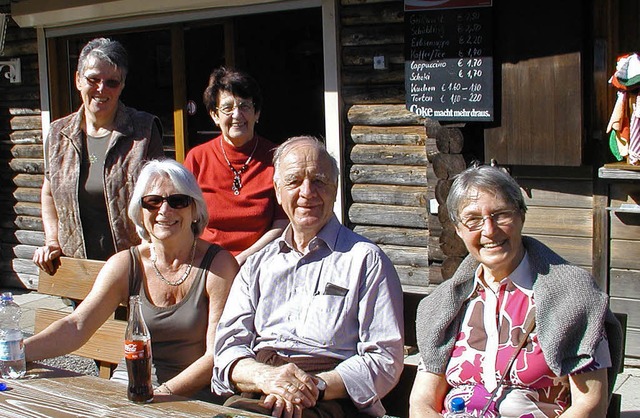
[607,52,640,164]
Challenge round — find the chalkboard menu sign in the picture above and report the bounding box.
[405,5,493,121]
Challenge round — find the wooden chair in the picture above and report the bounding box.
[35,256,127,378]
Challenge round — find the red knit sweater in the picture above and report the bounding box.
[184,135,286,255]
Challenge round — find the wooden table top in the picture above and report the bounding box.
[0,364,266,417]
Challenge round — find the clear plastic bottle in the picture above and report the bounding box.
[444,397,474,417]
[0,292,26,379]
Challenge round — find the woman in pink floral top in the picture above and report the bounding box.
[409,165,621,417]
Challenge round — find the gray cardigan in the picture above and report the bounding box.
[416,236,623,397]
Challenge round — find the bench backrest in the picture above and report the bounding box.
[36,256,127,378]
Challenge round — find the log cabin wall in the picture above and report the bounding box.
[341,0,444,294]
[0,10,42,290]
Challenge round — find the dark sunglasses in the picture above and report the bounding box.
[141,194,192,210]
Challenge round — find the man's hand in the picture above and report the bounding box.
[262,393,304,418]
[254,363,319,409]
[33,243,62,275]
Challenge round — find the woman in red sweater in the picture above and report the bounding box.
[184,67,287,266]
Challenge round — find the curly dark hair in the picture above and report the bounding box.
[202,67,263,114]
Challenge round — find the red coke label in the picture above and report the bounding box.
[124,340,146,360]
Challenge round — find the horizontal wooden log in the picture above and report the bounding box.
[354,225,429,248]
[0,243,38,260]
[522,207,592,238]
[8,115,41,130]
[394,265,430,288]
[348,104,424,126]
[0,258,39,278]
[610,268,640,299]
[8,173,44,188]
[350,125,427,146]
[431,153,466,180]
[6,158,45,174]
[342,67,404,85]
[0,187,41,203]
[343,85,405,105]
[0,215,43,231]
[519,179,593,209]
[378,244,428,267]
[10,202,41,217]
[342,45,404,67]
[341,24,403,47]
[349,203,428,228]
[0,144,43,158]
[7,108,41,116]
[350,164,428,186]
[350,144,427,166]
[351,184,429,207]
[8,130,42,143]
[341,2,403,25]
[0,228,44,246]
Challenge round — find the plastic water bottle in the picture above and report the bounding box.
[0,292,26,379]
[444,397,473,417]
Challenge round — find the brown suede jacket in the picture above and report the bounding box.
[44,102,164,258]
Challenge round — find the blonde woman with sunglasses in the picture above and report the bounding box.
[26,159,239,402]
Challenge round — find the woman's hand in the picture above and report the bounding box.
[33,243,62,275]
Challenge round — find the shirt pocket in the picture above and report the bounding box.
[298,294,346,346]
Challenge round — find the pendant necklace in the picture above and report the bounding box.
[151,238,197,286]
[220,137,259,195]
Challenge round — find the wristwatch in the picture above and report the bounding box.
[315,377,327,401]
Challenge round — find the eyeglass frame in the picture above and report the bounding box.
[82,75,122,89]
[141,194,193,210]
[215,101,255,116]
[459,209,520,231]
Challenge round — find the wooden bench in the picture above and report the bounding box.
[35,256,127,379]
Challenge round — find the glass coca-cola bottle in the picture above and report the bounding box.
[124,295,153,403]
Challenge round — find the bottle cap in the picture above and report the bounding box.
[1,292,13,301]
[0,382,7,391]
[450,397,465,412]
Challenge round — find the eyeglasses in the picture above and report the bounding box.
[216,101,255,116]
[460,209,519,231]
[83,75,122,89]
[141,194,192,210]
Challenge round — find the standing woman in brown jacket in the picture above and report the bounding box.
[33,37,164,274]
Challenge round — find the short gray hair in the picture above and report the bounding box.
[446,164,527,223]
[273,136,339,184]
[77,38,129,81]
[128,159,208,241]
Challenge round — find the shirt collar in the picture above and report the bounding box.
[278,215,341,254]
[471,251,533,296]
